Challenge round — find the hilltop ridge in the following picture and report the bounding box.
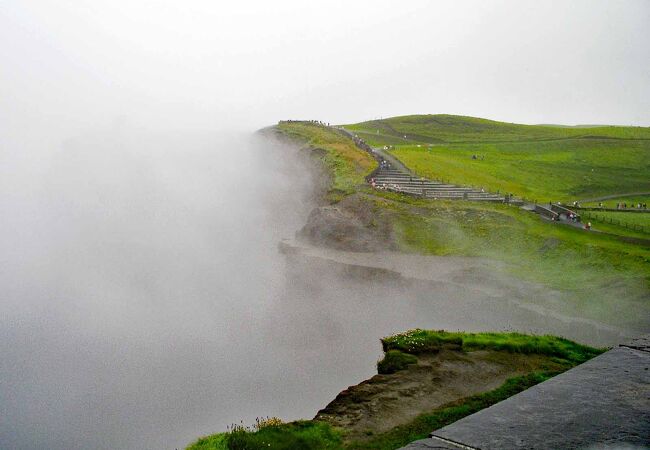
[346,114,650,145]
[343,114,650,202]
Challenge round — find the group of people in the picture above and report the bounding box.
[616,202,647,209]
[369,177,401,192]
[352,134,373,153]
[282,119,330,127]
[571,200,648,210]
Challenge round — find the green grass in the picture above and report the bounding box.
[188,433,229,450]
[344,115,650,203]
[390,140,650,202]
[381,330,604,364]
[580,210,650,238]
[581,195,650,208]
[276,121,377,201]
[376,350,418,374]
[187,421,342,450]
[357,191,650,326]
[346,114,650,146]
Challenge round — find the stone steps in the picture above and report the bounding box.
[379,186,504,201]
[366,152,505,203]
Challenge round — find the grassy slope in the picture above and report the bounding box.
[276,119,650,322]
[366,190,650,322]
[582,195,650,207]
[380,330,603,363]
[579,210,650,238]
[345,115,650,202]
[581,210,650,228]
[346,114,650,144]
[276,121,377,201]
[187,331,604,450]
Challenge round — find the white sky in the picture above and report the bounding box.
[2,0,649,134]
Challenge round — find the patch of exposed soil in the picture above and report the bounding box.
[298,193,396,252]
[314,348,563,441]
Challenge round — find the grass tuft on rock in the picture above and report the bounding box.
[377,350,418,374]
[187,421,342,450]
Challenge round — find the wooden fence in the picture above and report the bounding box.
[581,211,649,234]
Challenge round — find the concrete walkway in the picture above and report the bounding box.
[401,335,650,449]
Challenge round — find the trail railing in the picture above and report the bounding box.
[581,211,649,235]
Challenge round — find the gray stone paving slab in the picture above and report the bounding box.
[623,334,650,353]
[419,345,650,449]
[400,438,465,449]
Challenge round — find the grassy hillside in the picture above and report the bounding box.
[365,191,650,325]
[346,114,650,145]
[274,121,650,322]
[581,195,650,208]
[580,210,650,239]
[345,115,650,202]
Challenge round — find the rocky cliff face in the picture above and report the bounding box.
[314,348,563,443]
[298,194,396,252]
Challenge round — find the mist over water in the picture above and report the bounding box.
[0,127,320,449]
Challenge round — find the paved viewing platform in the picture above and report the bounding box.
[401,335,650,449]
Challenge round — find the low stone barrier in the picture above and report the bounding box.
[550,204,580,221]
[534,204,559,220]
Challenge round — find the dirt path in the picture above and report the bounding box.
[576,191,650,203]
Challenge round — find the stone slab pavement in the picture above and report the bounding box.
[401,335,650,450]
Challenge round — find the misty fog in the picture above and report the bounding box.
[2,1,649,449]
[0,126,635,450]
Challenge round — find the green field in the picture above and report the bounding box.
[345,115,650,202]
[581,210,650,238]
[365,190,650,324]
[346,114,650,145]
[581,196,650,208]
